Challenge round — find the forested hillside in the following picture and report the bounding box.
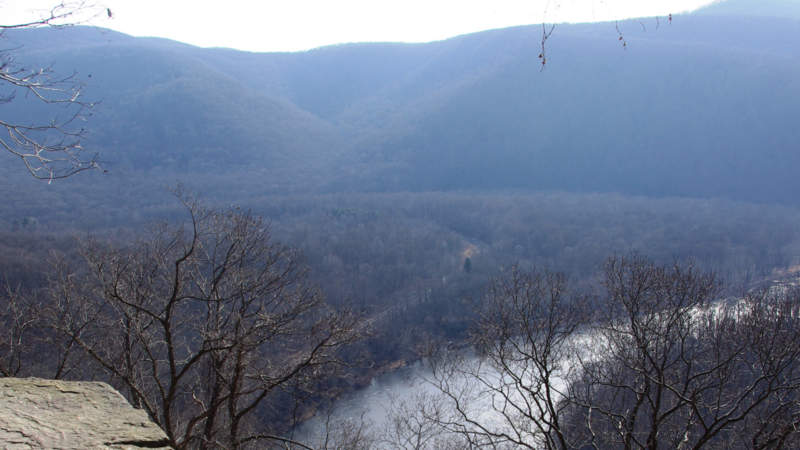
[3,4,799,375]
[2,1,800,447]
[3,10,799,206]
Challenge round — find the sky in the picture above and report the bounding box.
[4,0,722,52]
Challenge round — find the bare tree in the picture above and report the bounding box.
[49,195,362,449]
[382,389,471,449]
[728,289,800,449]
[305,408,376,450]
[0,284,39,377]
[1,250,92,380]
[401,257,800,449]
[420,266,588,449]
[1,1,107,180]
[566,255,722,449]
[564,255,800,449]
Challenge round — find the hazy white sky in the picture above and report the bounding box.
[5,0,721,52]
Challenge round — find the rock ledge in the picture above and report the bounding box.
[0,377,171,449]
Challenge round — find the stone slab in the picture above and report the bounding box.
[0,377,171,449]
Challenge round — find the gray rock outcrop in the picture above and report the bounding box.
[0,377,171,449]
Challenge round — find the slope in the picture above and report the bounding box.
[2,11,799,207]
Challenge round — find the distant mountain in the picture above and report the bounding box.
[3,9,799,207]
[3,27,345,174]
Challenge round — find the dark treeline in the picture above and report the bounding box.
[3,189,800,448]
[7,190,798,282]
[4,190,800,386]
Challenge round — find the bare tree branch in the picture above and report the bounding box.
[0,1,107,181]
[48,194,363,449]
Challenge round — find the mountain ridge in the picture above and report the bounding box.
[2,11,799,206]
